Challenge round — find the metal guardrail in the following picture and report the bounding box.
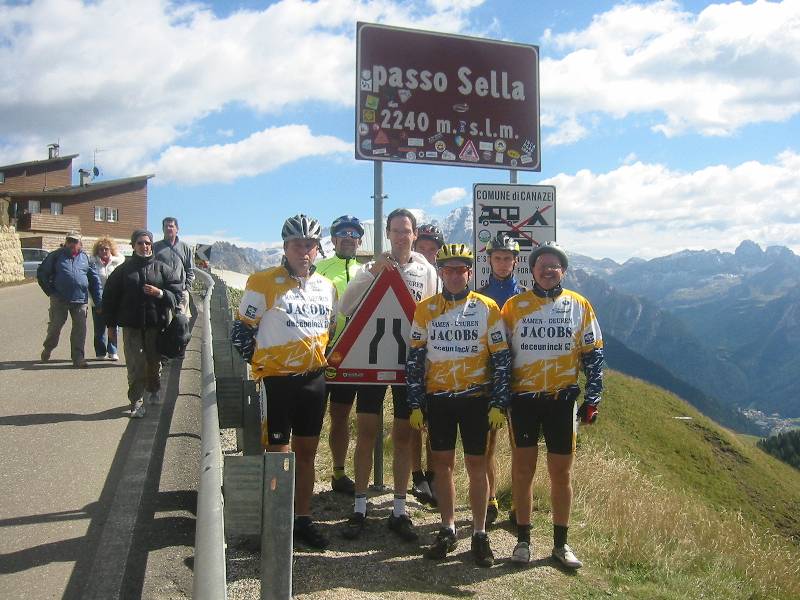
[192,268,227,600]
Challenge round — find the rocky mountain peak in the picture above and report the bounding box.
[735,239,764,264]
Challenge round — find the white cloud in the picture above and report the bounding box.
[150,125,350,184]
[407,208,427,222]
[622,152,638,164]
[541,0,800,141]
[0,0,482,178]
[543,115,588,146]
[540,150,800,261]
[431,186,467,206]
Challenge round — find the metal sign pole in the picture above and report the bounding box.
[372,160,385,489]
[510,169,518,184]
[373,161,384,256]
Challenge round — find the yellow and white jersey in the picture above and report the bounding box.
[237,265,337,379]
[409,291,507,394]
[501,288,603,394]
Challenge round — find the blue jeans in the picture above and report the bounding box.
[92,306,118,357]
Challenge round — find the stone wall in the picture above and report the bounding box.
[0,226,25,283]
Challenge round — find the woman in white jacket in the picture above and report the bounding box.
[90,236,124,360]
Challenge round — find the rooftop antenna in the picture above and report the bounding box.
[92,148,105,179]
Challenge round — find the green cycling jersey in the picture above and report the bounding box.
[315,253,362,344]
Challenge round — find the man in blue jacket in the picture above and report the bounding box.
[478,234,526,308]
[477,234,526,524]
[38,231,102,368]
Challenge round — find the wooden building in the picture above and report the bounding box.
[0,144,153,250]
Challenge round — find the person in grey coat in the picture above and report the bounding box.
[153,216,194,315]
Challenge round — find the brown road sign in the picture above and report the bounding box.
[355,22,540,171]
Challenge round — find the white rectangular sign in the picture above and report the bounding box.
[472,183,556,290]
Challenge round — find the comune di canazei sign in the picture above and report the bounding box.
[355,22,540,172]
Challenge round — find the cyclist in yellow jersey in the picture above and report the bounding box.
[501,242,604,569]
[406,244,511,567]
[231,214,337,550]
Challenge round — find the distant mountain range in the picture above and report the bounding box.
[567,240,800,421]
[208,205,800,428]
[209,240,283,273]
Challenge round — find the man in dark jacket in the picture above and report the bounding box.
[39,231,102,368]
[477,234,526,525]
[478,234,526,309]
[153,216,194,315]
[103,229,182,418]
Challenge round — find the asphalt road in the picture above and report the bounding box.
[0,282,202,599]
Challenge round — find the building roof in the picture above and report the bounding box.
[4,174,155,197]
[0,154,79,172]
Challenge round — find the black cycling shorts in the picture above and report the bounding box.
[508,393,577,455]
[427,395,490,456]
[327,383,358,406]
[354,384,410,419]
[262,369,326,446]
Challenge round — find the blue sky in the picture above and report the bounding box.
[2,0,799,262]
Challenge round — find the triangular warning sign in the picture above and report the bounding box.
[374,128,390,145]
[326,268,417,384]
[458,139,479,162]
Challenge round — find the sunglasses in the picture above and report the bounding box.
[334,231,362,239]
[440,265,470,275]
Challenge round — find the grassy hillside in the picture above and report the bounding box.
[591,371,800,541]
[559,370,800,599]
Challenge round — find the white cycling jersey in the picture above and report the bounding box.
[339,251,439,317]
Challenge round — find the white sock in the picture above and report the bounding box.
[393,495,406,517]
[354,494,367,516]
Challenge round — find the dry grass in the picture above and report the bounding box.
[447,433,800,598]
[568,441,800,599]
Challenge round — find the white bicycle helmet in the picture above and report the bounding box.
[282,214,322,241]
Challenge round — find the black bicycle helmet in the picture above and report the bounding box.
[485,234,520,255]
[282,214,322,241]
[528,241,568,270]
[330,214,364,237]
[416,223,445,247]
